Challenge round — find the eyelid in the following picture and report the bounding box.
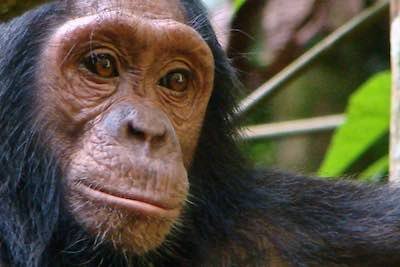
[159,60,194,78]
[63,41,123,67]
[81,47,120,66]
[165,68,193,78]
[82,48,119,63]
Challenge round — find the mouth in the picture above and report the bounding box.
[76,182,181,218]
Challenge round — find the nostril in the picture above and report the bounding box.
[125,119,167,146]
[152,130,167,145]
[127,123,146,141]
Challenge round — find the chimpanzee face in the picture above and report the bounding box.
[36,0,214,253]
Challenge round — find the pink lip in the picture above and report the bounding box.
[76,183,181,218]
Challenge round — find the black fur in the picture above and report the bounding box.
[1,1,400,267]
[0,3,64,266]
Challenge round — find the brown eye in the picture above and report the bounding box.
[159,69,192,92]
[82,52,119,78]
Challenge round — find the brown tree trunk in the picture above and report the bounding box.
[0,0,49,21]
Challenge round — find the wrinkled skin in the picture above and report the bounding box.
[37,0,214,253]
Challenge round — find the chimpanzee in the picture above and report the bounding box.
[0,0,400,266]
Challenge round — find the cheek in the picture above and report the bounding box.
[171,94,211,167]
[176,120,204,167]
[61,69,118,105]
[36,60,116,140]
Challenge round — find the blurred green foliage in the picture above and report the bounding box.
[360,155,388,182]
[235,4,389,175]
[319,71,390,180]
[205,1,390,179]
[233,0,246,10]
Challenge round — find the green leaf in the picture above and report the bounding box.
[359,155,388,183]
[234,0,246,10]
[318,71,391,177]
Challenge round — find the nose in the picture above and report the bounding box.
[124,113,167,147]
[102,104,177,156]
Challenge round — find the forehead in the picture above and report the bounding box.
[67,0,186,22]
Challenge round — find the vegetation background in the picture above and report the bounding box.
[204,0,391,181]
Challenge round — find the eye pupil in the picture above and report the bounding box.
[159,70,191,92]
[83,52,119,78]
[100,58,111,69]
